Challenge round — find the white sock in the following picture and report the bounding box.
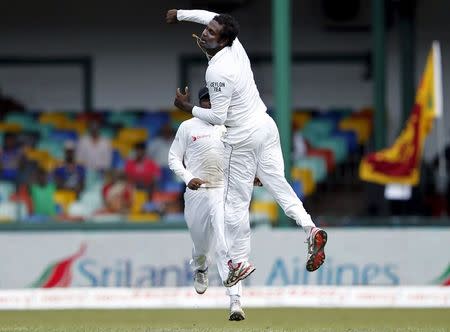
[303,226,313,236]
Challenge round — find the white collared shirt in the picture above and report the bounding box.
[177,10,267,143]
[168,118,226,187]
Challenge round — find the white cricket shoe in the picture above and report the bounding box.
[193,269,208,294]
[229,299,245,321]
[223,260,255,287]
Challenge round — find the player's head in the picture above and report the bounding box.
[198,87,211,108]
[200,14,239,52]
[134,142,146,160]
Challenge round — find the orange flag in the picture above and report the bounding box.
[359,42,442,186]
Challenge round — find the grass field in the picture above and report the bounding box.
[0,308,449,332]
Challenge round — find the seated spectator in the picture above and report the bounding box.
[54,141,85,197]
[101,170,133,214]
[30,167,57,217]
[76,121,112,172]
[147,123,174,167]
[125,142,161,191]
[0,132,24,182]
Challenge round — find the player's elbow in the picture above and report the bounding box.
[210,112,227,125]
[167,156,176,171]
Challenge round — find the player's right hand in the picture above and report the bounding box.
[188,178,206,190]
[166,9,178,24]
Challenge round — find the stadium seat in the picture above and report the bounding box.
[294,156,327,183]
[54,190,77,213]
[170,109,192,123]
[0,123,22,133]
[37,140,64,160]
[111,139,132,159]
[107,112,137,127]
[0,181,15,202]
[127,212,160,223]
[292,111,311,130]
[301,118,335,144]
[306,144,336,172]
[250,201,278,223]
[130,190,148,214]
[291,180,304,199]
[332,129,358,154]
[291,167,316,196]
[0,201,28,222]
[314,136,348,164]
[117,128,148,145]
[39,113,69,127]
[339,117,372,144]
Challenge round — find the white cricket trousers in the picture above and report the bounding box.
[184,187,241,296]
[224,113,315,263]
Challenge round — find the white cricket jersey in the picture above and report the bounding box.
[168,117,226,188]
[177,10,267,143]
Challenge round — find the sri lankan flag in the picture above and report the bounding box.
[359,41,443,186]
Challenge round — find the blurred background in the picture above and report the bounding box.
[0,0,449,293]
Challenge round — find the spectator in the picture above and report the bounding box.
[76,121,112,171]
[54,141,85,197]
[147,123,174,167]
[30,167,57,217]
[101,170,133,214]
[125,142,161,191]
[0,132,24,182]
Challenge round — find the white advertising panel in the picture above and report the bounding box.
[0,228,449,289]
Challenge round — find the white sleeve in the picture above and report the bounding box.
[192,66,233,125]
[168,124,195,185]
[177,9,218,25]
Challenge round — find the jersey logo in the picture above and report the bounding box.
[192,134,211,141]
[210,81,225,92]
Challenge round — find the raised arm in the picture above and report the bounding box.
[173,69,232,125]
[166,9,218,26]
[192,67,233,125]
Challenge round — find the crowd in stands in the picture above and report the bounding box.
[0,110,186,223]
[0,105,447,224]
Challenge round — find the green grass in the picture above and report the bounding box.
[0,308,449,332]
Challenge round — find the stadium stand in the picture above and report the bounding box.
[0,108,375,224]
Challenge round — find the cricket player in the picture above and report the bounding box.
[166,9,327,287]
[168,87,245,321]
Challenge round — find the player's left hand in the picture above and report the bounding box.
[174,87,193,113]
[188,178,207,190]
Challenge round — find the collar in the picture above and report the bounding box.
[208,46,229,65]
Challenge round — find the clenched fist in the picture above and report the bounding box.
[188,178,207,190]
[166,9,178,24]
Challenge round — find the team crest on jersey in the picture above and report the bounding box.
[192,134,211,141]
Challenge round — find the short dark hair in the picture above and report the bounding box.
[213,14,239,47]
[135,142,146,150]
[198,87,209,101]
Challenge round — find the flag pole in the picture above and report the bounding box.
[432,41,447,193]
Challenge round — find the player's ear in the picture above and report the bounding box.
[218,36,229,48]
